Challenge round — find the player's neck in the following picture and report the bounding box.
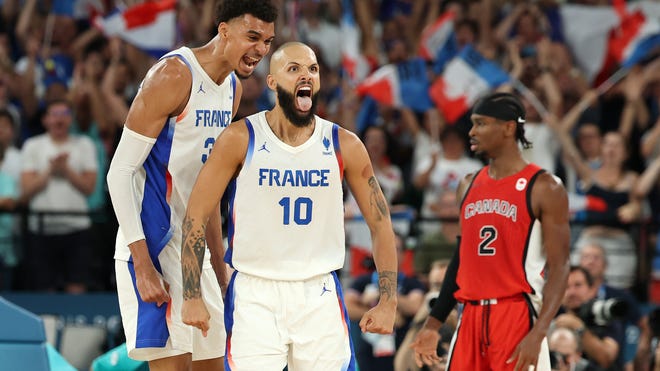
[265,109,316,146]
[193,35,233,85]
[487,150,527,180]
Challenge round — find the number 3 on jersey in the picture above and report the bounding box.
[201,137,215,163]
[478,226,497,256]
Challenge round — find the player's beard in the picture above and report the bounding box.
[276,85,319,128]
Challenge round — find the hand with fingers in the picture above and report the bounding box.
[411,326,442,367]
[135,263,170,307]
[360,301,396,335]
[181,298,211,337]
[506,331,544,371]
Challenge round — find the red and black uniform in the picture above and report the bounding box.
[445,163,547,370]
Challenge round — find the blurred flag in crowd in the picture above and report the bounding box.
[418,10,459,74]
[429,46,510,124]
[356,58,433,113]
[341,0,371,84]
[608,0,660,69]
[560,1,660,84]
[92,0,176,58]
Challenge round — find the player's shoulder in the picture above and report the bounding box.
[142,55,192,91]
[532,171,565,194]
[335,124,362,149]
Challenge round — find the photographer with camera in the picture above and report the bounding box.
[554,266,625,370]
[578,242,651,370]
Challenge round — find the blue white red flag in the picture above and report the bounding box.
[92,0,176,59]
[608,0,660,68]
[418,10,459,73]
[356,58,433,113]
[429,46,510,124]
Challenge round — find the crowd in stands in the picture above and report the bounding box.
[0,0,658,370]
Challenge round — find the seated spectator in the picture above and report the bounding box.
[345,233,425,371]
[20,99,97,293]
[554,266,624,370]
[394,259,457,371]
[548,326,602,371]
[0,141,18,290]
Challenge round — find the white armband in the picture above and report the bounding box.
[107,127,156,245]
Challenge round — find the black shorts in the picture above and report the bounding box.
[28,229,92,290]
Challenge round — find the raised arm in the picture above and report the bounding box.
[181,122,248,334]
[508,173,570,370]
[106,57,191,306]
[341,128,398,334]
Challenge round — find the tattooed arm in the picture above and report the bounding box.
[341,128,398,334]
[180,120,249,334]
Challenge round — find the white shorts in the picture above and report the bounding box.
[225,271,356,371]
[115,244,225,362]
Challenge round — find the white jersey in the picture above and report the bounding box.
[226,111,345,280]
[114,46,236,262]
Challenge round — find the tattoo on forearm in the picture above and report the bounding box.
[182,216,206,300]
[368,176,388,220]
[378,271,397,301]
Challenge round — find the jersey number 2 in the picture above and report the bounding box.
[279,197,313,225]
[478,226,497,256]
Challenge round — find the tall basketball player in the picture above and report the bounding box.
[106,2,277,370]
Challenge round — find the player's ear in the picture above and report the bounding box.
[266,74,277,91]
[217,22,228,39]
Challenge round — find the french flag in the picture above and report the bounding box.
[356,58,433,113]
[340,0,370,84]
[560,1,660,84]
[93,0,177,59]
[428,46,510,124]
[418,10,458,73]
[608,0,660,69]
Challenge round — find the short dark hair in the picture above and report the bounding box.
[216,0,278,26]
[570,265,593,288]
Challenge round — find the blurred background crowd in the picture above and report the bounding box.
[0,0,659,370]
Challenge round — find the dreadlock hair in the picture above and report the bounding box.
[216,0,278,27]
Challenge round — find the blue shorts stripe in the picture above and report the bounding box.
[128,262,169,348]
[332,271,357,371]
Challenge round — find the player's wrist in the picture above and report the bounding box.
[423,316,443,332]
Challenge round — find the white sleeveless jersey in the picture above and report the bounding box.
[226,111,346,280]
[114,47,236,263]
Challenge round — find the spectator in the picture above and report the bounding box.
[578,242,650,370]
[20,99,97,293]
[0,109,20,182]
[0,140,18,290]
[345,233,425,371]
[554,266,623,370]
[394,259,457,371]
[548,326,602,371]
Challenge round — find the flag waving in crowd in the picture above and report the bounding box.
[356,58,434,113]
[92,0,176,58]
[429,45,510,124]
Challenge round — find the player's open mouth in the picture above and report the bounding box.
[295,85,312,112]
[242,55,259,68]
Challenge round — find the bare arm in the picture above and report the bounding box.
[181,123,248,300]
[532,173,570,337]
[341,128,398,332]
[508,173,570,370]
[107,57,191,304]
[205,203,227,294]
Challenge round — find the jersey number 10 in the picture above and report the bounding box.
[279,197,313,225]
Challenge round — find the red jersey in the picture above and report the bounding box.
[455,163,546,304]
